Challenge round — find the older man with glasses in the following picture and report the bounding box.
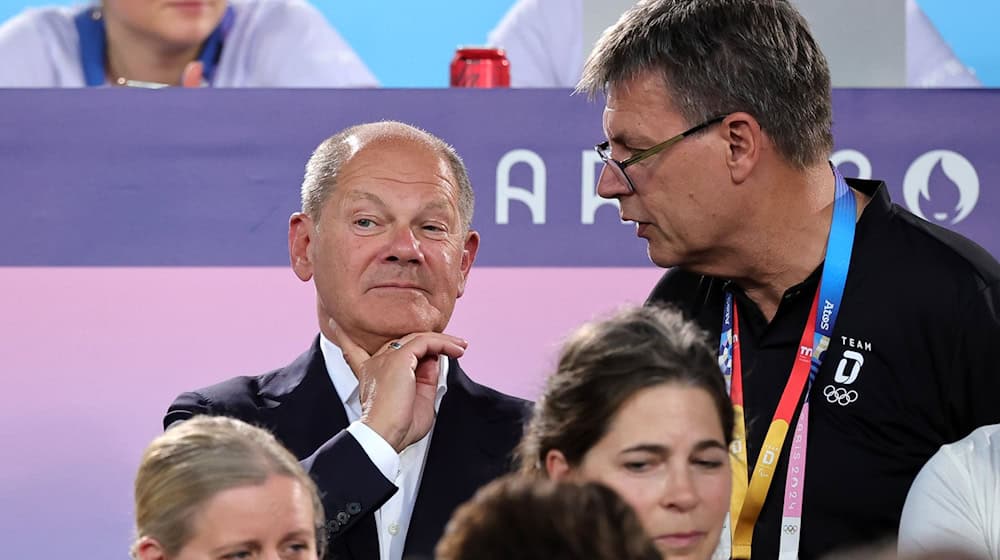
[582,1,1000,559]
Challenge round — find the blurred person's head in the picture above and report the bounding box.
[435,475,661,560]
[131,416,325,560]
[518,305,733,559]
[290,121,479,353]
[101,0,227,52]
[579,0,833,270]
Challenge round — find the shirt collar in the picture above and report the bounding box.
[319,334,450,413]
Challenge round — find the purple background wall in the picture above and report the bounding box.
[0,89,996,557]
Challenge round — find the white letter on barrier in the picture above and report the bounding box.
[496,149,546,224]
[580,150,620,224]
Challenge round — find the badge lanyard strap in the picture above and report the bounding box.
[717,167,856,559]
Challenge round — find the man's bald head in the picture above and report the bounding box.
[300,121,475,230]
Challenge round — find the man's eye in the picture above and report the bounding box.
[618,143,645,157]
[355,218,375,228]
[285,541,312,554]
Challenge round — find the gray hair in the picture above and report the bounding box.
[580,0,833,168]
[300,121,475,230]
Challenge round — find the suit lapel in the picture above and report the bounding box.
[258,337,379,560]
[403,360,509,557]
[256,337,351,459]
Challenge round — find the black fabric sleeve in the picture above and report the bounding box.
[162,376,261,430]
[301,430,397,541]
[949,279,1000,440]
[162,391,212,429]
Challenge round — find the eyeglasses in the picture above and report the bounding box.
[594,115,728,192]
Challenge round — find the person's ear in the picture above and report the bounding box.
[719,112,763,185]
[133,536,167,560]
[544,449,573,481]
[456,230,480,298]
[289,212,315,282]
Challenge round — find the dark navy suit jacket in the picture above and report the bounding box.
[164,337,531,560]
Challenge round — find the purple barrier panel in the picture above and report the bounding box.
[0,89,996,266]
[0,88,997,557]
[830,89,996,252]
[0,265,664,558]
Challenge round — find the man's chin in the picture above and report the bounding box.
[363,312,446,339]
[646,244,683,269]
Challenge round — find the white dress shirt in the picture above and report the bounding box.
[320,334,449,560]
[898,423,1000,559]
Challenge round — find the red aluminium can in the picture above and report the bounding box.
[450,47,510,88]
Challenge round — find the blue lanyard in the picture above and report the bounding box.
[808,166,857,388]
[73,4,235,87]
[719,165,857,393]
[716,165,857,559]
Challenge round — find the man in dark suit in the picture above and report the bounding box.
[164,121,529,560]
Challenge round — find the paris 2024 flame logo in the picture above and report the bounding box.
[902,150,980,225]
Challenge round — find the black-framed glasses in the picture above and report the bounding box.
[595,115,728,192]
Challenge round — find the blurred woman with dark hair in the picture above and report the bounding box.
[518,305,733,560]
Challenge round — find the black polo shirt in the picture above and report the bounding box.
[648,178,1000,559]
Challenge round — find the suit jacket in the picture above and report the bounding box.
[164,337,531,560]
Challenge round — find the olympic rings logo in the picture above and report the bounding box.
[783,524,798,535]
[823,384,858,406]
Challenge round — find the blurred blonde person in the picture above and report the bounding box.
[131,415,326,560]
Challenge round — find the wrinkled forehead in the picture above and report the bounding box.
[603,74,689,144]
[604,71,683,115]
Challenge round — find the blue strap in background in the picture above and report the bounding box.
[198,6,236,82]
[73,4,235,87]
[73,8,105,86]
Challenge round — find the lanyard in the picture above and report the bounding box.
[717,167,856,559]
[73,4,235,87]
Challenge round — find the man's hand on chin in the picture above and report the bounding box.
[332,324,468,453]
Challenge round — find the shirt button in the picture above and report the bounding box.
[388,522,400,536]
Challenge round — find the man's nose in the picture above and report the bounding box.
[384,225,424,263]
[596,164,632,199]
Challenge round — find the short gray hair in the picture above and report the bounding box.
[300,121,475,229]
[580,0,833,168]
